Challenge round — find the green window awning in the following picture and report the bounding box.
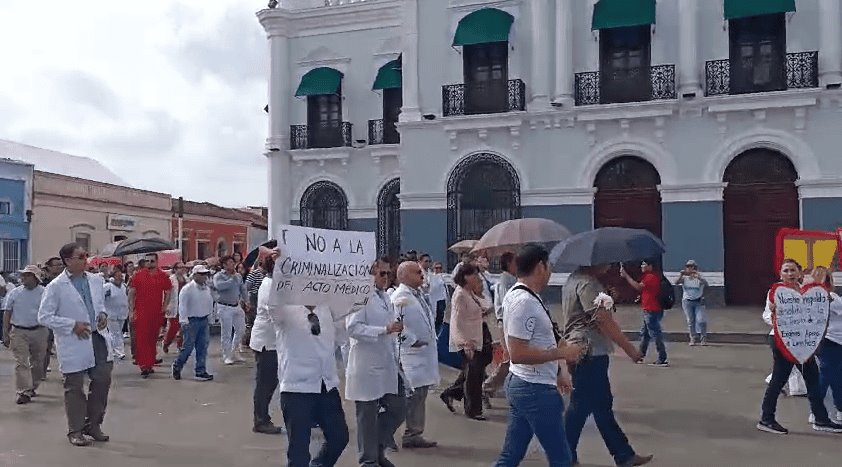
[452,8,514,46]
[373,59,401,90]
[592,0,656,30]
[724,0,796,20]
[295,67,343,97]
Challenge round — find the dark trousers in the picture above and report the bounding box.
[281,386,349,467]
[818,338,842,411]
[243,295,258,346]
[761,336,831,423]
[565,355,635,466]
[62,333,113,435]
[253,348,279,426]
[354,379,406,466]
[435,300,446,334]
[43,329,54,377]
[441,324,493,417]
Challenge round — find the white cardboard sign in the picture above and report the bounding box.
[271,225,375,316]
[773,285,830,364]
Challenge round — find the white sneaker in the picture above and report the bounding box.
[223,357,235,365]
[809,413,816,424]
[835,410,842,423]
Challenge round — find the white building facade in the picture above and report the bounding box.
[259,0,842,305]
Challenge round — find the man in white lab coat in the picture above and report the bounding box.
[38,242,114,447]
[392,260,439,449]
[346,257,405,467]
[267,280,349,466]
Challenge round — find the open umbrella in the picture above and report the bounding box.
[111,237,175,257]
[472,218,571,256]
[99,241,122,257]
[243,240,278,269]
[448,239,479,254]
[549,227,665,266]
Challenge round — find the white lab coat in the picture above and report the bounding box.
[38,271,114,374]
[165,275,184,319]
[268,304,340,394]
[345,291,400,401]
[391,284,439,390]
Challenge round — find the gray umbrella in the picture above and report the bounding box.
[549,227,665,266]
[111,237,175,257]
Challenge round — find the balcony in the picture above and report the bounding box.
[705,51,819,96]
[290,122,353,150]
[442,79,526,117]
[368,119,400,145]
[574,65,676,106]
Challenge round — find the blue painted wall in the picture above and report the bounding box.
[522,205,592,234]
[348,218,377,233]
[0,176,29,265]
[662,201,723,271]
[802,198,842,232]
[401,209,448,262]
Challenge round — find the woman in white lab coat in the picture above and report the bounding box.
[104,268,129,359]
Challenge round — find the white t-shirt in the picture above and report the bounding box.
[827,292,842,345]
[503,283,558,386]
[4,285,45,328]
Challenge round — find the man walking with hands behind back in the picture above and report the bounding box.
[38,243,114,447]
[3,265,48,404]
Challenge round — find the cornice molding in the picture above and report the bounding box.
[521,187,595,206]
[658,183,726,203]
[263,0,402,38]
[797,178,842,199]
[398,192,447,210]
[289,147,352,167]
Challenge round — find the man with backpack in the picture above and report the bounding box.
[621,259,670,367]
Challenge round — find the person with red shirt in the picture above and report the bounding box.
[620,259,669,367]
[128,254,172,378]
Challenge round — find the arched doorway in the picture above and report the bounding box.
[723,149,798,305]
[377,178,401,260]
[447,153,521,269]
[593,156,662,303]
[300,181,349,230]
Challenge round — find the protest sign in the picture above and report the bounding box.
[773,284,830,364]
[271,225,375,318]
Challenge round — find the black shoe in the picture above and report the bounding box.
[172,365,181,380]
[195,372,214,381]
[378,453,396,467]
[440,393,456,413]
[67,432,92,447]
[140,369,150,379]
[83,425,110,442]
[23,389,37,398]
[813,420,842,433]
[155,358,163,364]
[252,422,284,434]
[16,394,31,405]
[468,414,487,421]
[757,420,788,434]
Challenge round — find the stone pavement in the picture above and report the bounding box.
[1,340,839,466]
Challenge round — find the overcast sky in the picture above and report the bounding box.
[0,0,269,207]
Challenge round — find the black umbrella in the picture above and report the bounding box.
[243,240,278,269]
[111,237,175,257]
[549,227,665,267]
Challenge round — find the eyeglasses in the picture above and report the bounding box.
[72,253,89,260]
[307,311,321,336]
[378,271,390,277]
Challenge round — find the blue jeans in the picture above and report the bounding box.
[566,355,635,466]
[818,338,842,412]
[639,311,668,362]
[681,299,707,339]
[173,316,209,375]
[494,375,572,467]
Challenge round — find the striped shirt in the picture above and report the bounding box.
[245,268,265,299]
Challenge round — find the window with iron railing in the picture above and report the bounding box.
[370,88,401,145]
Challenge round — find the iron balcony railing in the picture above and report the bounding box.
[368,118,400,145]
[705,51,819,96]
[574,64,677,106]
[442,78,526,117]
[290,122,353,150]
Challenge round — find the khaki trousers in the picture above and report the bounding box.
[10,326,49,395]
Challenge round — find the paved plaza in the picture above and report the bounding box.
[0,341,839,466]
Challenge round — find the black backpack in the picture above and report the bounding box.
[658,274,675,310]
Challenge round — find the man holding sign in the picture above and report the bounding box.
[268,225,376,466]
[758,259,842,435]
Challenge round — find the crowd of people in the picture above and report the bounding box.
[2,239,842,466]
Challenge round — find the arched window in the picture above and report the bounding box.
[447,153,520,268]
[377,178,401,260]
[724,149,797,185]
[300,181,349,231]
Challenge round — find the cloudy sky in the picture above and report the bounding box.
[0,0,270,207]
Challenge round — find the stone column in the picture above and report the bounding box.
[678,0,701,97]
[400,0,422,121]
[259,12,292,236]
[553,0,574,106]
[530,0,552,108]
[820,0,842,87]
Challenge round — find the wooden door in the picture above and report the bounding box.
[593,156,662,303]
[723,150,799,305]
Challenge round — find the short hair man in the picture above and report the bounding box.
[621,259,668,366]
[213,255,247,365]
[3,265,48,405]
[39,243,114,446]
[171,265,214,382]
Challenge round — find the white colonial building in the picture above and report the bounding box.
[258,0,842,305]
